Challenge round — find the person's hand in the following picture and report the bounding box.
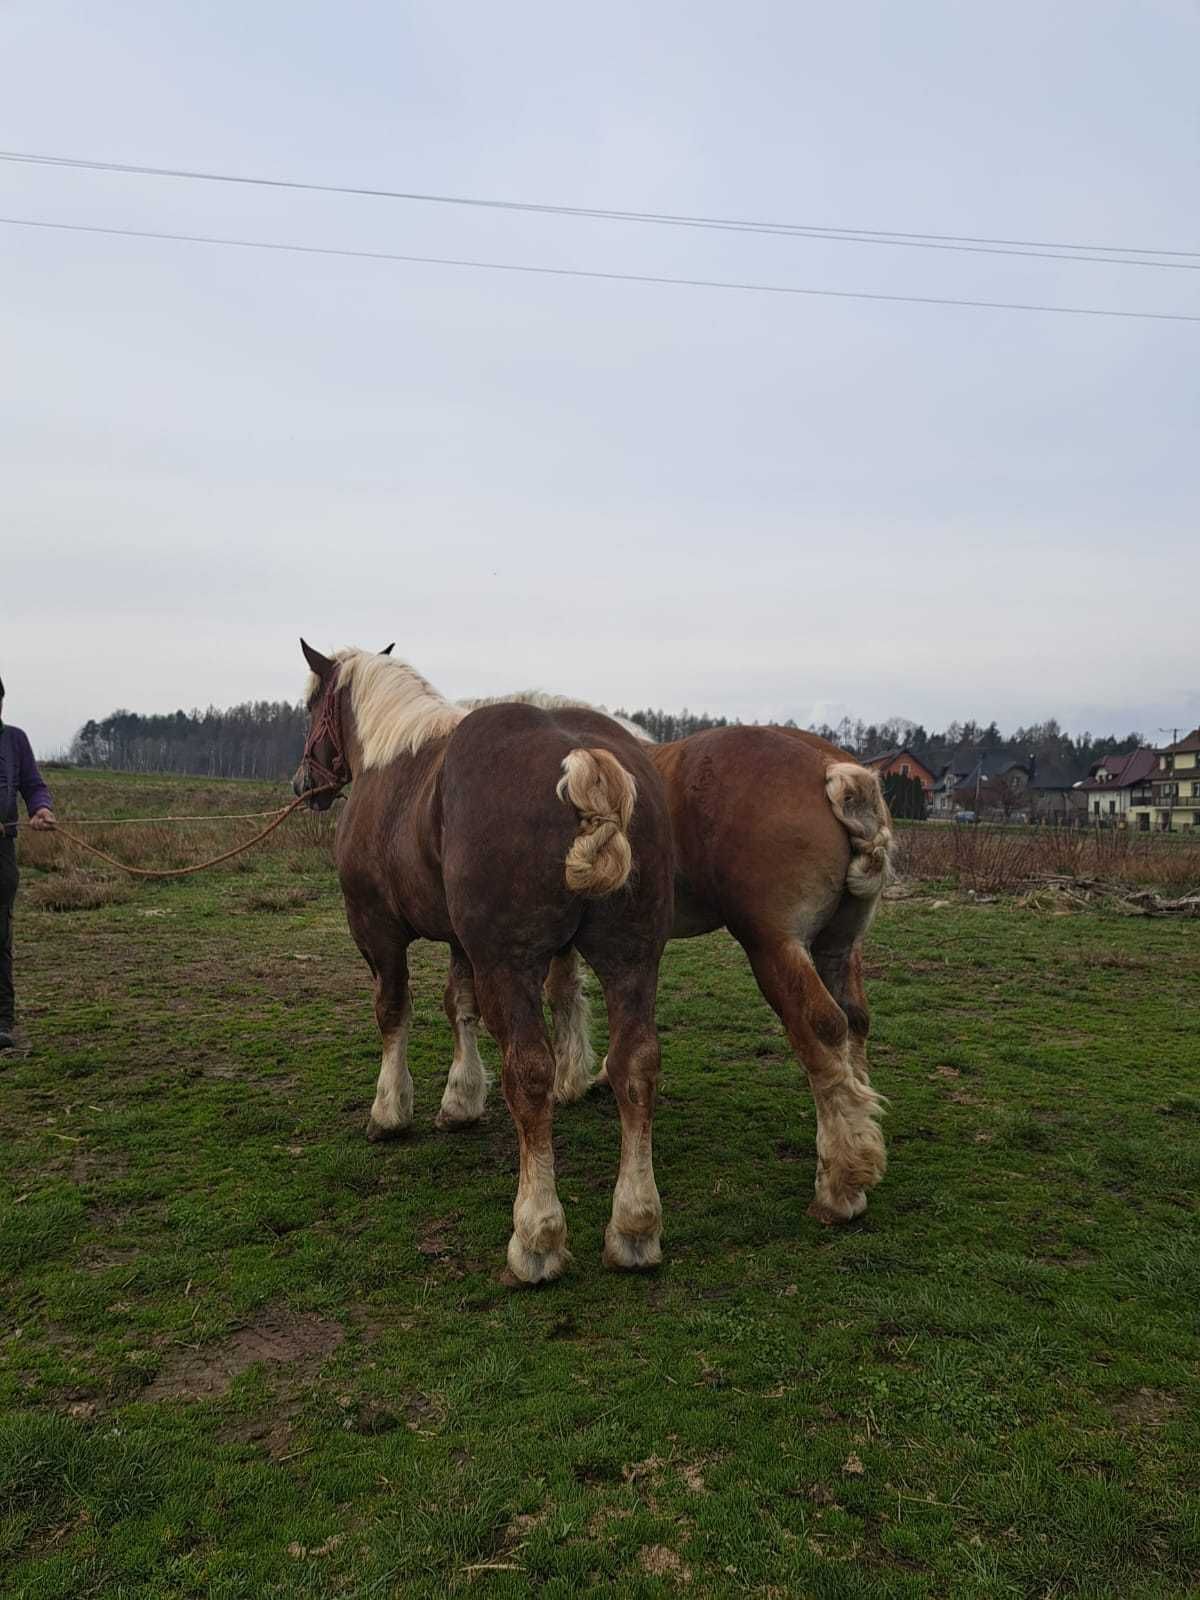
[29,809,56,832]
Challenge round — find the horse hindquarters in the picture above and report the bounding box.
[711,740,889,1221]
[440,702,672,1282]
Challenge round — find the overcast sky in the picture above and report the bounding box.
[2,1,1197,754]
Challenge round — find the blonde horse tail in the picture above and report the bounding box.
[556,749,638,897]
[825,761,895,899]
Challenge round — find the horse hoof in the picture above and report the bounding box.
[808,1189,868,1225]
[603,1223,663,1271]
[365,1116,409,1142]
[434,1105,482,1131]
[506,1233,571,1285]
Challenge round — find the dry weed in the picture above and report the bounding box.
[897,824,1200,895]
[23,871,131,913]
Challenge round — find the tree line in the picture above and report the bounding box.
[800,716,1143,779]
[70,704,309,780]
[68,703,1146,784]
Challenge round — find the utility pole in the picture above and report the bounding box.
[1157,730,1180,831]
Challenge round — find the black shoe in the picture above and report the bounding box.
[0,1030,14,1052]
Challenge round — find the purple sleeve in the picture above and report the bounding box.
[16,730,53,816]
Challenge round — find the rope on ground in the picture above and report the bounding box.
[15,788,339,880]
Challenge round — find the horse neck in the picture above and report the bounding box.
[338,660,462,781]
[337,687,366,780]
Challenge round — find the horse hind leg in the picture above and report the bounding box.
[748,937,886,1223]
[545,949,598,1104]
[577,957,663,1270]
[813,938,873,1086]
[366,944,414,1141]
[604,1015,663,1269]
[436,952,490,1129]
[475,968,570,1285]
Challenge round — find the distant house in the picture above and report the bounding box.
[1129,730,1200,832]
[862,748,937,795]
[930,749,1088,822]
[1077,748,1158,827]
[1027,759,1089,823]
[931,750,1031,818]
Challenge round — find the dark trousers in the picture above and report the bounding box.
[0,836,17,1028]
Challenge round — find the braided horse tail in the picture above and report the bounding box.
[824,762,895,899]
[556,749,638,897]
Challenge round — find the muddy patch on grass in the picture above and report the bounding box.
[221,1410,303,1460]
[81,1244,139,1271]
[399,1391,447,1434]
[416,1212,461,1262]
[1111,1387,1180,1430]
[68,1144,130,1188]
[414,1212,483,1280]
[200,1064,300,1091]
[143,1309,344,1401]
[639,1545,692,1584]
[587,1504,633,1537]
[345,1305,404,1344]
[1036,1248,1096,1270]
[85,1199,135,1231]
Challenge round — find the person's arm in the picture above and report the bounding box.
[16,731,55,829]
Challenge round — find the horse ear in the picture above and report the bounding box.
[300,638,334,678]
[380,643,395,656]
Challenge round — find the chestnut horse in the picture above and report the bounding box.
[443,704,893,1226]
[293,643,673,1283]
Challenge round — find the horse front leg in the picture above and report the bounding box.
[366,940,415,1141]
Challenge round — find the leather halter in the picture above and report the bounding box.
[302,672,351,793]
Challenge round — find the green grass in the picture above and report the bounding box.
[1,772,1198,1597]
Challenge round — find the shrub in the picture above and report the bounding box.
[23,871,131,913]
[242,886,320,913]
[895,824,1200,895]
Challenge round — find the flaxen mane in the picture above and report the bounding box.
[310,650,465,768]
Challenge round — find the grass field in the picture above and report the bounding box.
[2,771,1199,1597]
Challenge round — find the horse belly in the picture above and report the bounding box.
[669,879,723,939]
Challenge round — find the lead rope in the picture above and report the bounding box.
[27,785,340,880]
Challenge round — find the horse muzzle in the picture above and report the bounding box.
[292,763,337,810]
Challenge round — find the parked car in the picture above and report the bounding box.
[954,810,977,824]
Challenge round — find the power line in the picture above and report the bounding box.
[2,148,1198,272]
[4,213,1197,323]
